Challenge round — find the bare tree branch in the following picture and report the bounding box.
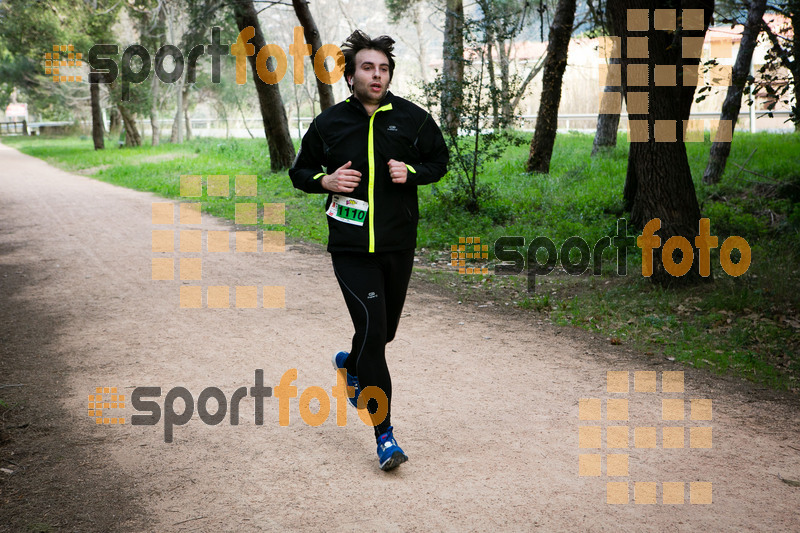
[510,56,545,113]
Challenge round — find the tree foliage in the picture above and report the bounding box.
[422,14,525,214]
[756,0,799,129]
[0,0,117,118]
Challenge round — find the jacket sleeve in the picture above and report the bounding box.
[289,120,328,194]
[405,113,449,186]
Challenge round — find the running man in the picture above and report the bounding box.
[289,30,449,471]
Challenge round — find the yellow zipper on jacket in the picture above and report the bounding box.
[367,103,393,253]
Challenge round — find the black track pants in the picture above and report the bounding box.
[330,248,415,438]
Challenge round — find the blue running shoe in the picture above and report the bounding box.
[332,351,360,409]
[377,426,408,471]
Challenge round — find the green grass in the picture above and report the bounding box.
[3,131,798,391]
[2,135,331,244]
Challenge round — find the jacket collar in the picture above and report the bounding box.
[346,91,396,116]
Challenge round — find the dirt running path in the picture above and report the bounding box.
[1,141,798,532]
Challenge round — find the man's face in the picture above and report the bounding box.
[347,48,391,106]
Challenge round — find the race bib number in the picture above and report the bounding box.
[326,195,368,226]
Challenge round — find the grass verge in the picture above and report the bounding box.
[3,132,798,391]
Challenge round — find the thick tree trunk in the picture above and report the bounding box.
[609,0,713,286]
[231,0,296,171]
[117,102,141,147]
[592,50,621,155]
[90,72,104,150]
[442,0,464,137]
[526,0,576,173]
[292,0,336,110]
[703,0,767,184]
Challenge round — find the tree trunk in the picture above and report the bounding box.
[486,39,500,130]
[497,38,512,124]
[412,4,428,82]
[117,102,141,147]
[703,0,767,184]
[184,97,192,141]
[90,72,105,150]
[526,0,576,173]
[170,105,180,143]
[141,3,164,147]
[170,83,191,143]
[231,0,296,171]
[794,9,800,132]
[592,55,621,155]
[609,0,713,286]
[150,71,160,146]
[292,0,336,111]
[109,107,121,135]
[174,73,184,144]
[215,101,230,138]
[442,0,464,137]
[592,94,621,154]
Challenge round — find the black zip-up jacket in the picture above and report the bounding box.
[289,91,449,253]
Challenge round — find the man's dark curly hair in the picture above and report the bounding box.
[341,30,396,92]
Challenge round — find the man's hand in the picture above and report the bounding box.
[322,161,362,193]
[388,159,407,184]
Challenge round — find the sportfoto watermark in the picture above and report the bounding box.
[490,218,751,292]
[87,26,344,100]
[99,369,387,442]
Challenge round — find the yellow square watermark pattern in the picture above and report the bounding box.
[662,427,685,448]
[578,370,713,505]
[235,286,258,308]
[235,175,257,197]
[663,482,685,504]
[180,230,202,253]
[451,236,490,275]
[179,203,202,225]
[46,45,83,82]
[150,175,286,309]
[152,202,174,225]
[180,175,202,197]
[88,387,125,425]
[597,8,736,143]
[579,398,601,420]
[607,426,629,448]
[607,454,629,476]
[579,454,602,477]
